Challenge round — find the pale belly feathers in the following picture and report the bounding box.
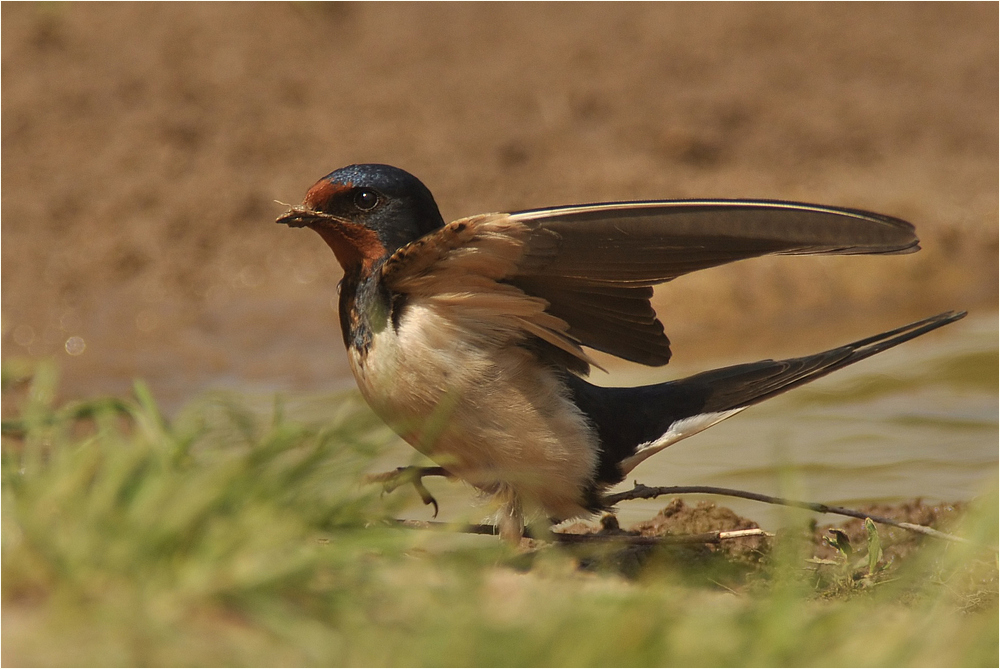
[347,300,599,520]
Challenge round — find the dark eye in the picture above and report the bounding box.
[353,188,379,211]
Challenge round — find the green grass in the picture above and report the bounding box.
[3,360,997,666]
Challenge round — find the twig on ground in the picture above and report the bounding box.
[389,518,772,546]
[551,527,772,546]
[365,470,977,546]
[603,483,972,545]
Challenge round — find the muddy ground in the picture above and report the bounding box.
[2,3,997,410]
[551,497,993,597]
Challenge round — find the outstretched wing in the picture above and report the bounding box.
[381,199,919,373]
[380,215,603,372]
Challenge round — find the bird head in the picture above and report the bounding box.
[276,164,446,274]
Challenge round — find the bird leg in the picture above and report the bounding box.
[497,497,525,545]
[364,466,452,517]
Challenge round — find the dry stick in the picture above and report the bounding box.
[390,518,772,546]
[604,483,970,544]
[550,527,771,546]
[366,467,970,545]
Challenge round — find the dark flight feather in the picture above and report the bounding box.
[506,199,919,366]
[380,199,920,371]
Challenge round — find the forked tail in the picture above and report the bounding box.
[566,311,967,492]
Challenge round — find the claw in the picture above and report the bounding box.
[364,466,450,516]
[412,478,440,517]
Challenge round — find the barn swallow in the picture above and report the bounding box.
[277,163,965,542]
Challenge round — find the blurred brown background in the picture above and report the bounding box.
[2,3,997,408]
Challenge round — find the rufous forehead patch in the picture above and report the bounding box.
[303,179,352,210]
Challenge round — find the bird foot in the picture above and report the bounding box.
[364,466,451,517]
